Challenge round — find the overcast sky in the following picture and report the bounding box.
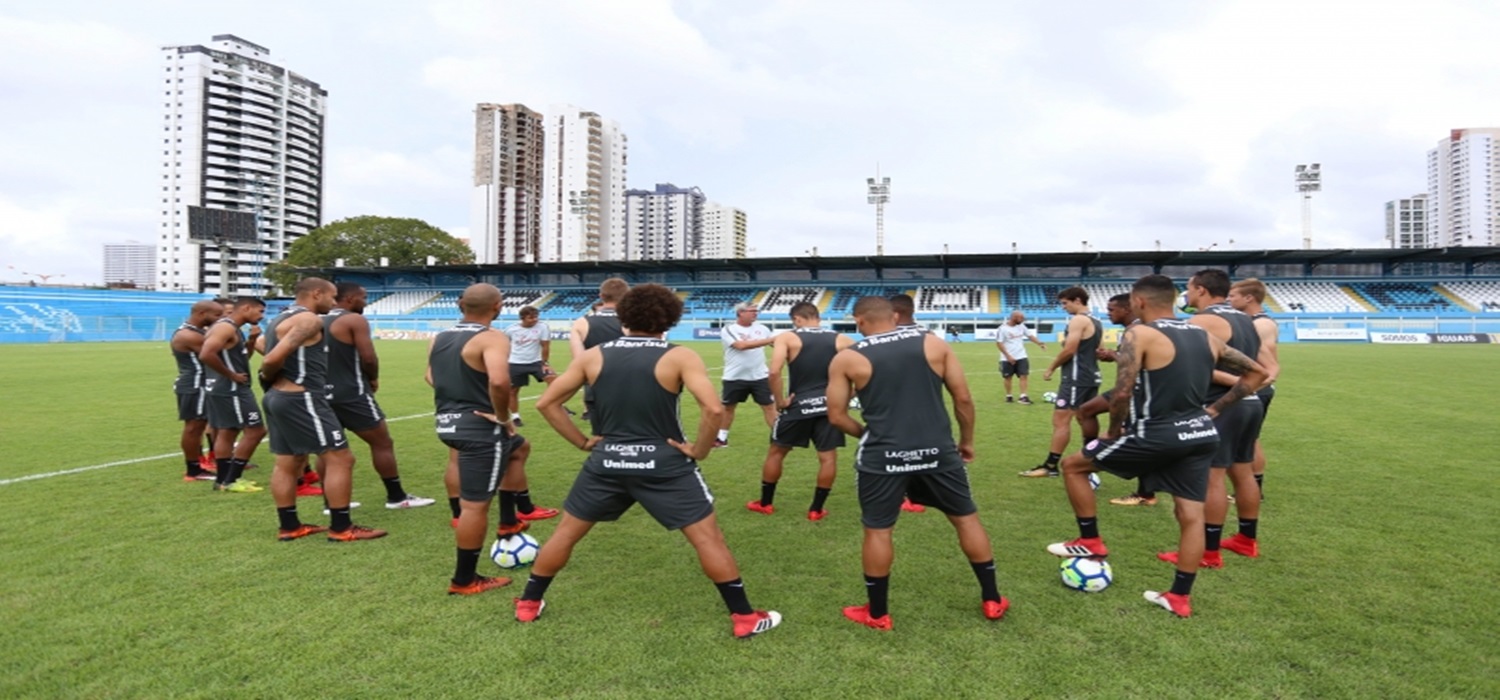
[3,0,1498,284]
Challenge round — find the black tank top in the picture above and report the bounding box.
[583,309,624,349]
[583,336,695,476]
[850,329,963,475]
[207,318,250,396]
[1063,316,1103,387]
[323,309,370,402]
[264,305,329,392]
[784,327,840,420]
[430,322,502,441]
[1197,302,1261,402]
[1119,319,1218,446]
[171,323,206,394]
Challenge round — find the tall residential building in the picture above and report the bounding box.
[700,202,747,259]
[157,35,327,295]
[470,103,544,264]
[624,183,706,261]
[1426,127,1500,248]
[541,105,627,262]
[1385,194,1429,249]
[103,243,156,287]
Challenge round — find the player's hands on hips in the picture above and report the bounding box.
[473,411,517,434]
[577,435,602,452]
[1204,406,1219,419]
[667,438,706,460]
[232,372,249,385]
[959,443,976,463]
[368,378,379,393]
[776,393,795,411]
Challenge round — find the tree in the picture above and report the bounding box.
[265,216,474,291]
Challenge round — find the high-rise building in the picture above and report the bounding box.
[470,103,544,264]
[541,105,627,262]
[103,243,156,287]
[700,202,747,259]
[1426,127,1500,248]
[157,35,327,295]
[624,183,706,261]
[1385,194,1429,249]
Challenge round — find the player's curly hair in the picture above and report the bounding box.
[616,283,682,335]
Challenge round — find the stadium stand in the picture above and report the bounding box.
[540,289,599,318]
[1264,282,1362,313]
[408,291,463,317]
[365,290,437,315]
[918,285,986,313]
[1008,284,1066,313]
[759,287,824,314]
[1082,282,1132,313]
[1440,281,1500,311]
[825,286,909,317]
[684,288,758,317]
[1353,282,1455,313]
[503,289,551,314]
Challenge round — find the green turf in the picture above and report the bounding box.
[1,340,1497,698]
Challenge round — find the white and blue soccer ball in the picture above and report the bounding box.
[491,533,540,569]
[1060,556,1113,593]
[1176,291,1196,314]
[1088,472,1101,491]
[849,397,862,411]
[1042,391,1058,404]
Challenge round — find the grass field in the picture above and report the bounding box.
[1,339,1497,698]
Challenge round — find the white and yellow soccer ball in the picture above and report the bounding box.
[1042,391,1058,404]
[491,533,541,569]
[1060,556,1113,592]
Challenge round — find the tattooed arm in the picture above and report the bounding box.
[1206,339,1268,417]
[1105,327,1141,438]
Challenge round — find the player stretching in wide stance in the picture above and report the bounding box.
[321,283,434,510]
[746,302,854,519]
[827,296,1008,630]
[262,278,385,543]
[1228,278,1279,500]
[1022,287,1101,477]
[526,284,781,638]
[170,300,225,481]
[427,284,522,595]
[200,297,268,492]
[1046,275,1266,617]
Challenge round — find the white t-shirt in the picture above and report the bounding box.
[997,323,1037,361]
[505,322,550,365]
[721,322,772,381]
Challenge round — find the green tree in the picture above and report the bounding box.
[265,216,474,291]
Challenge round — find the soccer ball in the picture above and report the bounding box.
[1042,391,1058,404]
[1176,291,1196,314]
[1059,556,1113,593]
[849,397,862,411]
[1088,472,1101,491]
[490,533,540,569]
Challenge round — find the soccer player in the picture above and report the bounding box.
[1079,294,1157,507]
[569,278,628,422]
[1022,287,1101,477]
[890,293,921,331]
[746,302,854,520]
[1045,274,1267,618]
[1159,269,1278,568]
[826,296,1009,630]
[320,282,434,510]
[504,305,553,427]
[261,277,385,543]
[523,283,782,638]
[996,311,1046,404]
[170,300,224,481]
[716,301,777,447]
[199,297,268,492]
[1228,278,1280,498]
[427,283,521,594]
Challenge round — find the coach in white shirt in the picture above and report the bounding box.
[717,302,777,447]
[997,310,1046,405]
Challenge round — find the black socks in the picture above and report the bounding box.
[1170,570,1196,596]
[760,481,777,507]
[1205,524,1224,552]
[1238,518,1258,540]
[971,560,1001,602]
[276,506,300,531]
[381,476,407,502]
[329,507,352,532]
[810,487,831,513]
[715,578,753,615]
[521,574,554,602]
[864,575,890,618]
[452,547,481,586]
[1076,516,1100,540]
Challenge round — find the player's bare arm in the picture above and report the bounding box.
[767,333,794,409]
[825,350,866,439]
[568,316,588,359]
[537,347,601,450]
[932,335,976,461]
[667,347,725,460]
[475,333,514,430]
[1045,315,1088,378]
[423,336,436,387]
[1206,340,1268,417]
[1254,317,1281,386]
[344,313,380,392]
[1106,328,1142,437]
[199,323,246,384]
[259,313,319,383]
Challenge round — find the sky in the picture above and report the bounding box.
[3,0,1499,285]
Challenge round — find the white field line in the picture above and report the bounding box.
[0,365,724,487]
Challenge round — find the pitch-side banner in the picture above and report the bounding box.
[1428,333,1492,344]
[1295,327,1369,341]
[975,328,999,341]
[1369,332,1430,344]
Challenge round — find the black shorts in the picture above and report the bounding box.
[771,415,846,451]
[1259,387,1275,417]
[263,389,349,456]
[1085,435,1215,502]
[856,468,977,529]
[329,394,385,433]
[1000,358,1030,378]
[176,391,206,422]
[207,390,263,430]
[442,432,525,502]
[722,379,773,406]
[1211,398,1264,467]
[1054,384,1099,411]
[509,362,547,388]
[562,468,716,531]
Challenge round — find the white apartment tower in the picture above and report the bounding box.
[157,35,327,295]
[1385,194,1428,249]
[1426,127,1500,248]
[541,105,628,262]
[624,184,706,260]
[103,243,156,287]
[470,103,545,264]
[700,202,747,259]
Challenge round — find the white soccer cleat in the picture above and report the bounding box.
[386,494,437,509]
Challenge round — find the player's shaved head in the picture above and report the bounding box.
[334,282,364,301]
[1131,274,1178,307]
[888,294,915,316]
[459,283,502,314]
[293,277,333,298]
[853,296,894,321]
[191,300,222,315]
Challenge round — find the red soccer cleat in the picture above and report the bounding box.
[517,507,559,522]
[842,604,892,631]
[1221,533,1259,558]
[807,509,828,521]
[515,598,546,622]
[1156,550,1223,569]
[1144,590,1193,618]
[495,521,530,538]
[732,610,782,638]
[327,525,388,542]
[1047,537,1109,558]
[295,484,324,497]
[447,575,511,596]
[277,524,328,542]
[300,470,320,486]
[982,597,1010,621]
[745,500,774,516]
[900,498,926,513]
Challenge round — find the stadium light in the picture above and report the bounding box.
[1295,163,1321,250]
[866,166,890,257]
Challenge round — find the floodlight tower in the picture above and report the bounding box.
[866,166,891,256]
[1295,163,1321,249]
